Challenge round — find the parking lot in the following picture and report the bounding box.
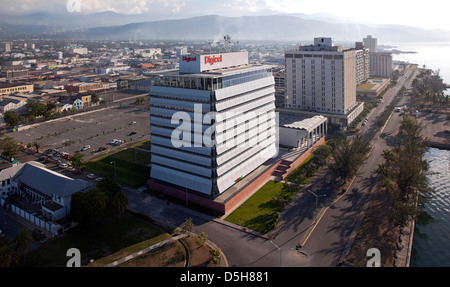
[9,97,150,163]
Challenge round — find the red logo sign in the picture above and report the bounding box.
[182,56,197,62]
[205,55,222,65]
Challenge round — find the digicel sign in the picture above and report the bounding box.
[204,55,222,65]
[182,56,197,62]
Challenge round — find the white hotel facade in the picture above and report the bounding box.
[284,37,364,126]
[149,51,277,197]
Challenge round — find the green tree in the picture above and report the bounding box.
[378,116,432,224]
[88,91,99,104]
[0,244,18,267]
[14,229,31,266]
[209,249,221,267]
[329,133,371,180]
[196,232,208,247]
[1,136,20,161]
[26,101,48,117]
[33,141,41,154]
[3,111,19,126]
[182,217,194,235]
[69,151,85,169]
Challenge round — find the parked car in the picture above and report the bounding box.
[73,169,82,175]
[32,229,46,243]
[95,177,103,182]
[59,163,68,169]
[87,173,96,179]
[129,121,136,125]
[81,145,91,151]
[109,139,124,145]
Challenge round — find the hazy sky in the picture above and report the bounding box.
[1,0,447,30]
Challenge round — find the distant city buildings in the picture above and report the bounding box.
[363,35,393,78]
[0,42,11,53]
[355,42,370,85]
[363,35,378,52]
[370,52,393,78]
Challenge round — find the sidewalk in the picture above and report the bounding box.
[105,234,188,267]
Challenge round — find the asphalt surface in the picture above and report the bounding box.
[122,67,419,267]
[8,93,150,162]
[0,68,421,267]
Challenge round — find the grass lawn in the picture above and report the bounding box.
[284,154,314,183]
[225,180,287,234]
[25,212,169,267]
[133,139,151,151]
[85,141,151,188]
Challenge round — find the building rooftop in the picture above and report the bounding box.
[279,113,327,131]
[10,161,93,198]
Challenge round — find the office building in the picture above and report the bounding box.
[1,42,11,53]
[284,37,364,126]
[369,52,393,78]
[363,35,378,52]
[355,42,370,85]
[148,51,277,197]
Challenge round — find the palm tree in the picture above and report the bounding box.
[0,244,18,267]
[111,192,129,218]
[14,229,32,266]
[33,141,42,154]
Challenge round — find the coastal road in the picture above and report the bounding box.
[122,68,418,267]
[289,68,417,266]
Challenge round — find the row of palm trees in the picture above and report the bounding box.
[0,229,32,267]
[376,115,432,224]
[411,69,449,110]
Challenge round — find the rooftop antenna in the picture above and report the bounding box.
[224,35,231,52]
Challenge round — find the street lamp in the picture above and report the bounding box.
[269,240,282,267]
[269,241,295,267]
[308,190,326,223]
[110,161,116,183]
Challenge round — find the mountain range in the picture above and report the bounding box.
[1,12,449,43]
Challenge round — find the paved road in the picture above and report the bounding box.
[8,93,149,162]
[290,68,417,266]
[122,68,419,267]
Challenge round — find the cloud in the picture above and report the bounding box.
[0,0,447,30]
[0,0,188,15]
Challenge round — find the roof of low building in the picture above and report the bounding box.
[9,161,93,198]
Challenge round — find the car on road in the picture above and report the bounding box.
[32,229,46,243]
[98,146,107,151]
[109,139,124,145]
[129,121,136,125]
[127,131,137,136]
[81,145,91,151]
[87,173,96,179]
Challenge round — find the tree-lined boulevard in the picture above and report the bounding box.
[122,66,420,266]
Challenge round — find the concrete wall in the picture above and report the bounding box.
[147,137,326,215]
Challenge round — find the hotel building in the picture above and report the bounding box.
[148,51,277,198]
[369,52,393,78]
[284,37,364,126]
